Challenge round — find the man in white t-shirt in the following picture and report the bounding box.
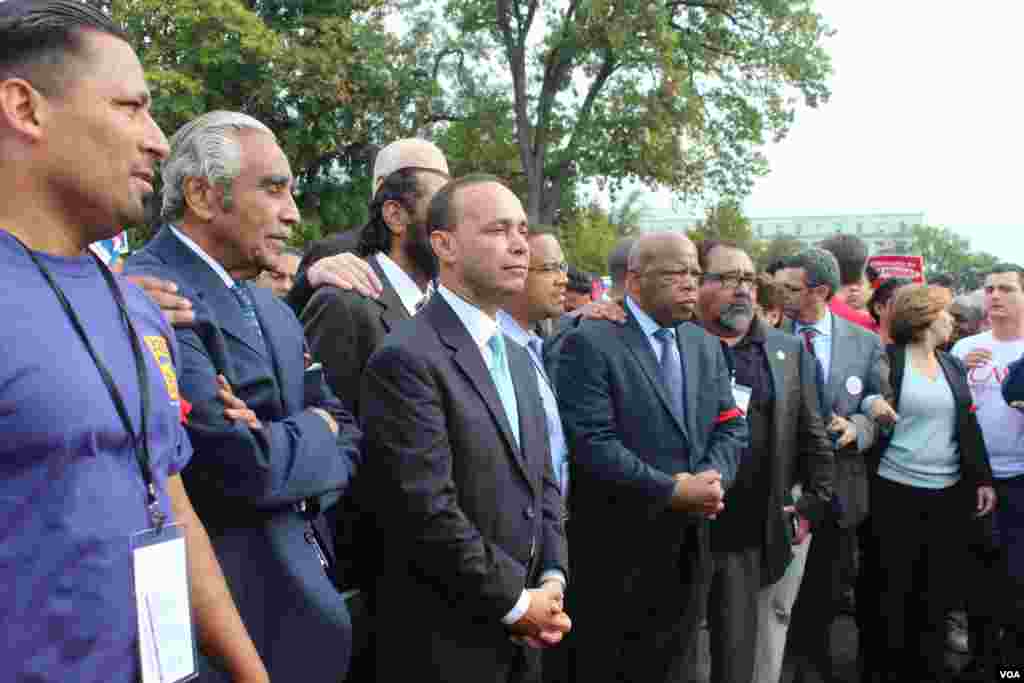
[952,264,1024,671]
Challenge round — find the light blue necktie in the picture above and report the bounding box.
[528,337,569,495]
[487,333,520,448]
[654,327,685,424]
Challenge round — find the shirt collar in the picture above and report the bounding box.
[738,315,767,347]
[437,285,499,353]
[795,308,832,338]
[626,295,666,338]
[498,310,541,351]
[169,225,235,288]
[375,252,425,316]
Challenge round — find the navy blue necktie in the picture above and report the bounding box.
[231,282,265,347]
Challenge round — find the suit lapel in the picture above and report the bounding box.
[508,348,541,495]
[249,287,289,415]
[826,315,847,406]
[619,313,688,437]
[428,298,531,485]
[675,325,698,441]
[762,331,787,412]
[153,227,267,359]
[371,257,412,333]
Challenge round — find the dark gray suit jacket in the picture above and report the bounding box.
[757,325,835,586]
[783,313,885,528]
[300,256,410,416]
[551,310,747,679]
[359,294,567,683]
[287,226,365,314]
[299,255,412,591]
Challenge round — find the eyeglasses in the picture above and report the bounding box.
[637,267,703,284]
[529,261,569,274]
[701,271,757,289]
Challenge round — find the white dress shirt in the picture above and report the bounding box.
[375,253,426,317]
[498,311,569,496]
[169,225,235,287]
[626,295,671,360]
[436,287,566,625]
[794,309,833,382]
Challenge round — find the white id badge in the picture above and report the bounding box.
[131,524,198,683]
[732,384,753,414]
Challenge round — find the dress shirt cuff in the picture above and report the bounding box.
[501,589,531,626]
[539,569,567,589]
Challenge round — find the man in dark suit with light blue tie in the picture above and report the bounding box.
[552,232,748,683]
[359,174,571,683]
[125,111,362,683]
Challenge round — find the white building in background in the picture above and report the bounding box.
[636,208,926,254]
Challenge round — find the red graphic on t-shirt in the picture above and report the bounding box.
[968,365,1009,385]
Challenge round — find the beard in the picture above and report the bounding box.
[404,222,439,281]
[718,300,754,334]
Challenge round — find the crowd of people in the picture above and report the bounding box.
[1,2,1022,683]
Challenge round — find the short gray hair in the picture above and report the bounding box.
[787,247,841,301]
[161,110,274,221]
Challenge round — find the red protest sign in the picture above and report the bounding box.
[867,255,925,287]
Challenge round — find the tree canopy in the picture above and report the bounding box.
[433,0,834,223]
[909,224,1003,291]
[104,0,835,245]
[110,0,439,237]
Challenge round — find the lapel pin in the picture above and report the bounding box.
[776,350,785,361]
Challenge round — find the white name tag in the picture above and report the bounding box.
[132,524,197,683]
[732,384,753,414]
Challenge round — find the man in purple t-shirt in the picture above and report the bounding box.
[0,2,267,681]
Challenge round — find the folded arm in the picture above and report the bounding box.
[178,323,359,509]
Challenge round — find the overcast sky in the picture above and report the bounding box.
[645,0,1024,262]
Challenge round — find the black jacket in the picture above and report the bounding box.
[359,294,567,683]
[870,344,993,489]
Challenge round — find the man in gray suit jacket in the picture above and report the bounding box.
[775,248,893,683]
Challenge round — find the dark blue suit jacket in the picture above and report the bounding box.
[550,309,747,679]
[359,294,568,683]
[125,226,362,682]
[1004,352,1024,405]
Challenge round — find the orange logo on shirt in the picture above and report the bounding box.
[144,335,181,402]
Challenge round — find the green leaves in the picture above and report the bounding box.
[113,0,431,239]
[910,224,997,290]
[112,0,834,249]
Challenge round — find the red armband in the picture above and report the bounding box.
[179,398,192,424]
[715,407,744,424]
